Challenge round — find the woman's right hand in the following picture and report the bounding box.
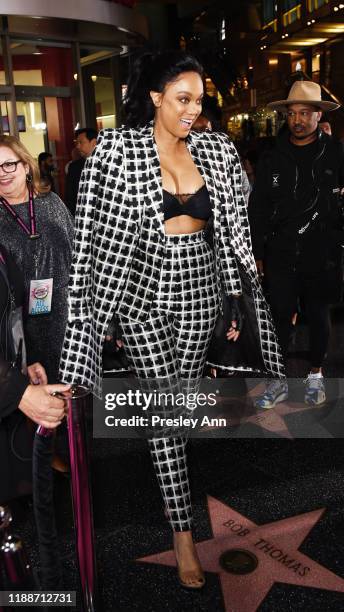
[18,383,71,429]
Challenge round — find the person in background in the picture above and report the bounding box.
[64,146,82,176]
[64,128,98,216]
[193,97,251,203]
[319,115,332,136]
[38,151,56,192]
[249,81,344,408]
[0,244,69,503]
[0,136,73,384]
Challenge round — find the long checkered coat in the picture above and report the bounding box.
[59,123,284,396]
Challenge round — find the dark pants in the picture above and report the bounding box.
[266,263,330,368]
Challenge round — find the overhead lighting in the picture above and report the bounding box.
[311,19,315,23]
[296,62,302,71]
[334,6,339,11]
[33,52,43,56]
[96,114,115,120]
[269,58,278,65]
[33,122,47,131]
[307,21,312,26]
[339,3,344,7]
[73,73,78,80]
[91,75,97,82]
[289,38,327,45]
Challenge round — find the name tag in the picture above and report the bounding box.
[29,278,53,315]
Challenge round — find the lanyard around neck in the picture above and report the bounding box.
[0,187,40,239]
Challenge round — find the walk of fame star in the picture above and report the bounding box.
[137,497,344,611]
[201,380,341,439]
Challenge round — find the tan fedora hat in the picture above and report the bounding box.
[267,80,340,112]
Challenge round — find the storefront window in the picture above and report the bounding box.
[308,0,328,11]
[10,41,74,87]
[283,0,299,8]
[94,70,116,129]
[80,47,118,129]
[292,57,307,73]
[16,100,47,159]
[262,0,276,25]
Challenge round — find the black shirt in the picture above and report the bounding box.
[289,139,319,211]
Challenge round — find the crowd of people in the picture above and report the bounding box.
[0,49,343,591]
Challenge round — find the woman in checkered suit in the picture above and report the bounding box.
[60,51,284,589]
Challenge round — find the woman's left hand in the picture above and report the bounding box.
[27,362,48,385]
[226,321,240,342]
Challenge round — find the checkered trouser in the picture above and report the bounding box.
[119,231,219,531]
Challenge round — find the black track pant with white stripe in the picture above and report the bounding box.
[119,231,219,531]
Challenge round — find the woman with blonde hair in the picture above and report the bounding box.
[0,135,73,382]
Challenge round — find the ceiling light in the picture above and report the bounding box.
[339,3,344,7]
[73,73,78,80]
[91,75,97,82]
[334,6,339,11]
[307,21,311,25]
[311,19,315,23]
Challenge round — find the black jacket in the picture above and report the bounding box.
[64,157,85,216]
[0,246,32,503]
[248,130,344,263]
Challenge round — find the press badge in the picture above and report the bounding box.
[29,278,53,315]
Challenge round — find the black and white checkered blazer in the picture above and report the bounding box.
[59,123,284,396]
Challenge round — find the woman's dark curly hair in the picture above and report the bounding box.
[123,50,204,128]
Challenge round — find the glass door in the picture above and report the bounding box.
[16,99,47,158]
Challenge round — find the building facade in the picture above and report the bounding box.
[0,0,147,193]
[225,0,344,139]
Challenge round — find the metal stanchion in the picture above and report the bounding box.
[36,385,100,611]
[0,505,35,590]
[65,386,100,612]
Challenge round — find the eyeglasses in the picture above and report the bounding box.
[0,160,23,174]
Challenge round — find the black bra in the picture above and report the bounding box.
[162,184,212,222]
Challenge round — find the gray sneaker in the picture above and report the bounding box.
[304,374,326,406]
[255,379,288,409]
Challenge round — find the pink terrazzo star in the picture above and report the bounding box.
[201,381,330,439]
[137,497,344,611]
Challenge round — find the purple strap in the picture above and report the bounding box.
[0,188,38,238]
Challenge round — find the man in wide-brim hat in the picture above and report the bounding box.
[249,80,344,408]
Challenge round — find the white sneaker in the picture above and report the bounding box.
[255,380,288,409]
